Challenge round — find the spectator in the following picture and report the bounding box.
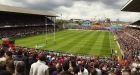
[29,53,49,75]
[58,61,73,75]
[0,49,6,70]
[51,62,62,75]
[5,51,13,63]
[94,63,102,75]
[0,49,6,63]
[0,70,12,75]
[15,61,27,75]
[78,66,88,75]
[122,70,131,75]
[69,60,79,75]
[6,60,15,75]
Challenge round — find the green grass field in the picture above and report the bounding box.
[16,29,120,56]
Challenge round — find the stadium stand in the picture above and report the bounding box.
[121,0,140,12]
[131,20,140,25]
[0,4,58,39]
[1,27,140,74]
[114,27,140,59]
[0,1,140,75]
[0,46,133,75]
[64,24,91,30]
[0,25,58,38]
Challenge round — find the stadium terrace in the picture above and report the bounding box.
[0,0,140,75]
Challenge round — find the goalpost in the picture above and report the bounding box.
[44,16,56,49]
[53,17,56,45]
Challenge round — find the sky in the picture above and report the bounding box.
[0,0,140,22]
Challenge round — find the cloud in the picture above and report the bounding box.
[0,0,75,10]
[0,0,124,10]
[0,0,25,6]
[55,0,140,22]
[0,0,139,22]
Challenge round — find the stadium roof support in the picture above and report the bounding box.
[0,4,57,17]
[121,0,140,12]
[131,20,140,25]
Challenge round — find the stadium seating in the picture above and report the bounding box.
[0,25,59,39]
[0,22,140,75]
[0,41,140,75]
[114,27,140,60]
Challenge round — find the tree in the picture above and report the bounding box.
[56,19,69,29]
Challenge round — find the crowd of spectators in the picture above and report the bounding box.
[114,27,140,59]
[123,28,140,40]
[0,45,140,75]
[0,25,58,39]
[64,25,91,30]
[64,24,110,30]
[0,26,140,75]
[91,25,108,30]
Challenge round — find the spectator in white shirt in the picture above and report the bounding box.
[29,53,49,75]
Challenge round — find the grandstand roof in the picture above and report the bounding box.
[121,0,140,12]
[0,4,57,17]
[131,20,140,25]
